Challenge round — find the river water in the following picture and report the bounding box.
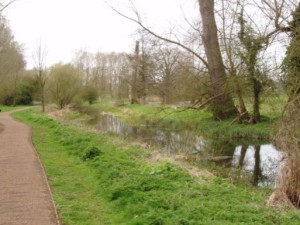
[95,113,282,187]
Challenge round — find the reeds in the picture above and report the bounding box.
[268,95,300,208]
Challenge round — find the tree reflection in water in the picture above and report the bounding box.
[96,114,282,187]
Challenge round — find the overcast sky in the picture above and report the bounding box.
[4,0,196,68]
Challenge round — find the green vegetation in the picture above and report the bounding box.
[0,105,28,112]
[13,109,300,225]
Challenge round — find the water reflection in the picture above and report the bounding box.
[232,145,282,187]
[96,114,282,187]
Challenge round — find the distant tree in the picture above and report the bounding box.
[16,71,38,105]
[0,15,25,105]
[33,41,48,112]
[109,0,237,119]
[48,63,82,109]
[81,85,99,104]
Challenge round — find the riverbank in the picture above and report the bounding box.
[89,96,284,140]
[13,108,300,224]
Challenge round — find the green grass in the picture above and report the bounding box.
[0,105,29,112]
[12,109,300,225]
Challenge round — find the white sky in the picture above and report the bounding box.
[4,0,197,68]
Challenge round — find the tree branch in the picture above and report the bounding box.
[0,0,17,13]
[106,1,209,69]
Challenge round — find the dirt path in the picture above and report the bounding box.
[0,110,60,225]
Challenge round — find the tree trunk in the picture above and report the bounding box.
[198,0,237,120]
[252,79,261,123]
[140,58,147,104]
[131,41,139,104]
[232,69,249,120]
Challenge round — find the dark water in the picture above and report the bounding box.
[95,114,282,187]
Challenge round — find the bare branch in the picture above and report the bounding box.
[105,1,209,69]
[0,0,17,13]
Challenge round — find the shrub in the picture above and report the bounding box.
[82,146,102,161]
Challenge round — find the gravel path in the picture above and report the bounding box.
[0,110,60,225]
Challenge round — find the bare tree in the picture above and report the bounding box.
[33,41,47,112]
[107,0,238,119]
[152,42,181,104]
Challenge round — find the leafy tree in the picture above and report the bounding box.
[0,15,25,105]
[16,72,39,105]
[48,63,82,109]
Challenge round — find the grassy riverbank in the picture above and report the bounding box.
[90,96,285,140]
[13,108,300,225]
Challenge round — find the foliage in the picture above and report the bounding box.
[48,63,82,109]
[282,4,300,95]
[271,4,300,208]
[16,73,39,105]
[81,85,99,104]
[0,15,25,105]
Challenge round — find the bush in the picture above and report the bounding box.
[82,146,102,161]
[81,86,99,105]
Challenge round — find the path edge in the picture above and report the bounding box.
[10,109,61,225]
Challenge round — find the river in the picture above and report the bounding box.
[94,113,282,187]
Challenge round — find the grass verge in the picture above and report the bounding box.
[0,105,29,112]
[13,109,300,225]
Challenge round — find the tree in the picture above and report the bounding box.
[9,43,26,106]
[282,4,300,96]
[81,85,99,104]
[33,41,47,112]
[154,46,180,104]
[0,0,16,13]
[73,49,93,85]
[109,0,237,119]
[129,41,139,104]
[16,71,38,105]
[238,9,265,123]
[48,63,82,109]
[268,4,300,209]
[218,0,249,120]
[198,0,237,119]
[0,15,25,105]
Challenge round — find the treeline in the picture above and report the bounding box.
[0,1,297,123]
[0,15,29,105]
